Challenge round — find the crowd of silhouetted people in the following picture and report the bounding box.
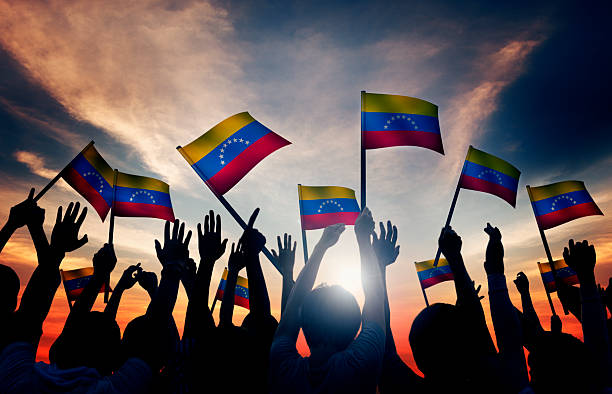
[0,190,610,393]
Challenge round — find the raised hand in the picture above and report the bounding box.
[228,242,247,273]
[319,223,345,249]
[372,220,400,268]
[182,257,197,297]
[240,208,266,257]
[136,270,158,296]
[272,233,297,277]
[7,188,43,229]
[117,263,142,290]
[513,272,529,295]
[197,210,228,263]
[438,225,462,259]
[93,243,117,277]
[50,202,88,253]
[484,223,504,275]
[563,239,596,280]
[354,207,374,242]
[155,219,192,267]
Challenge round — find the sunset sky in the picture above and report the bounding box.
[0,0,611,370]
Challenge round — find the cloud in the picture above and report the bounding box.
[13,150,59,180]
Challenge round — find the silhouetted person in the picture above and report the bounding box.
[270,208,386,394]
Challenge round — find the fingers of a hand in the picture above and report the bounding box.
[28,188,34,200]
[71,202,81,222]
[209,210,215,234]
[292,240,297,253]
[65,202,74,221]
[386,221,392,241]
[172,219,179,240]
[284,233,288,248]
[184,230,192,247]
[379,222,386,240]
[247,208,260,228]
[178,222,185,242]
[164,220,170,242]
[215,214,221,234]
[76,235,88,249]
[56,206,62,225]
[155,239,162,256]
[204,214,210,234]
[277,235,282,251]
[391,225,398,245]
[197,223,203,240]
[221,238,228,251]
[76,207,88,228]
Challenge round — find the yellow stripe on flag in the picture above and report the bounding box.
[466,146,521,179]
[221,268,248,288]
[529,181,586,202]
[298,185,357,201]
[61,267,94,281]
[414,258,449,272]
[82,145,114,185]
[362,93,438,117]
[116,172,170,193]
[182,112,256,164]
[538,259,568,273]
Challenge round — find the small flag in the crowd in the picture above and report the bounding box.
[62,143,114,221]
[178,112,291,195]
[114,172,175,222]
[538,259,579,293]
[60,267,109,301]
[458,146,521,207]
[298,185,361,230]
[415,258,454,289]
[361,92,444,154]
[528,181,603,230]
[215,268,249,310]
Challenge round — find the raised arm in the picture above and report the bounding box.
[271,234,297,317]
[240,209,271,319]
[355,208,385,331]
[104,264,142,320]
[16,202,88,347]
[275,223,345,342]
[484,223,529,392]
[563,239,612,383]
[439,226,496,356]
[219,242,246,328]
[513,271,544,344]
[0,189,38,254]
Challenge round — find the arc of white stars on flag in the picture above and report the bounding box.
[477,169,503,185]
[317,200,344,213]
[129,190,156,204]
[83,171,106,194]
[383,114,418,130]
[550,195,577,211]
[219,137,250,166]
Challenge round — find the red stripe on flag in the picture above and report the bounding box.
[215,289,250,310]
[362,130,444,154]
[301,212,360,230]
[114,201,175,221]
[421,273,454,289]
[536,202,603,230]
[67,283,110,301]
[207,132,291,195]
[459,174,517,207]
[63,167,111,221]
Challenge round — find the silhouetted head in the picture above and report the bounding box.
[50,311,120,375]
[409,303,467,379]
[301,285,361,352]
[122,315,178,371]
[529,332,600,393]
[0,264,19,315]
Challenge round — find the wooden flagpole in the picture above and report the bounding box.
[432,146,470,267]
[176,146,282,274]
[360,90,366,211]
[526,185,564,315]
[297,184,309,264]
[105,169,118,303]
[34,141,95,202]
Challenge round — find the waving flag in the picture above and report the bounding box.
[415,258,454,289]
[114,172,175,221]
[215,268,249,310]
[60,267,109,302]
[178,112,291,195]
[528,181,603,230]
[458,146,521,207]
[361,92,443,154]
[62,143,114,221]
[538,259,579,293]
[298,185,360,230]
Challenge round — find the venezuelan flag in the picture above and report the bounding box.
[298,185,361,230]
[528,181,603,230]
[415,258,454,289]
[60,267,109,301]
[215,268,249,310]
[178,112,291,195]
[62,143,114,221]
[361,92,444,154]
[114,172,175,222]
[538,259,579,293]
[458,146,521,207]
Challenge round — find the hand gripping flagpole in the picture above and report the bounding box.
[526,185,564,316]
[297,184,309,264]
[432,146,470,267]
[176,146,282,274]
[105,169,118,303]
[34,141,95,202]
[360,90,367,211]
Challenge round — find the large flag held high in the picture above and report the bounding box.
[178,112,291,195]
[458,146,521,207]
[527,181,603,230]
[62,143,114,221]
[113,172,175,222]
[215,268,249,310]
[361,92,444,154]
[538,259,579,293]
[298,185,360,230]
